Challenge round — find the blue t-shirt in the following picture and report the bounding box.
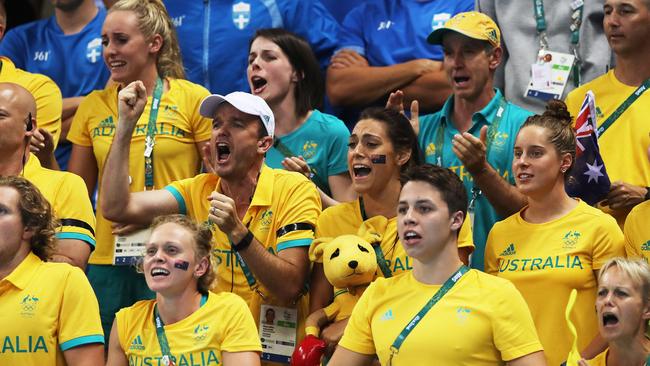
[164,0,339,94]
[265,110,349,196]
[0,8,110,98]
[338,0,474,66]
[418,89,533,270]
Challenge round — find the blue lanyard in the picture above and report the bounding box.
[596,78,650,136]
[387,265,469,366]
[144,77,163,190]
[533,0,585,86]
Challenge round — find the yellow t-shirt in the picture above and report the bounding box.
[339,270,543,365]
[485,200,625,366]
[165,165,321,326]
[24,153,96,248]
[316,199,474,276]
[67,78,211,264]
[624,200,650,262]
[565,70,650,226]
[0,56,62,148]
[116,292,261,365]
[0,253,104,366]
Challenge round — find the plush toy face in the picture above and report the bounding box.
[311,235,377,289]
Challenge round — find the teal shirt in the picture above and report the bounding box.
[418,89,533,270]
[266,110,350,196]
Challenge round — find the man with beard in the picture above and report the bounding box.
[0,0,110,169]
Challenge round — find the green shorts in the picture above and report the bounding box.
[87,264,155,344]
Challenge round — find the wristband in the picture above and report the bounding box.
[645,187,650,201]
[233,230,254,252]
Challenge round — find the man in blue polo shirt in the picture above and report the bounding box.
[418,12,531,270]
[326,0,473,115]
[163,0,339,95]
[0,0,110,169]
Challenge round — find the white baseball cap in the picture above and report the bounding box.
[199,91,275,138]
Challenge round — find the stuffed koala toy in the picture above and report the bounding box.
[290,233,378,366]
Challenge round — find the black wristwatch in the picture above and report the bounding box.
[645,187,650,201]
[233,230,254,252]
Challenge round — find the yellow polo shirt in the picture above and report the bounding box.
[24,153,95,248]
[340,270,543,365]
[624,201,650,262]
[485,200,625,366]
[67,78,211,264]
[116,292,261,365]
[0,56,62,147]
[165,165,321,325]
[0,253,104,365]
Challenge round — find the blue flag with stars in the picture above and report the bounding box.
[566,91,611,205]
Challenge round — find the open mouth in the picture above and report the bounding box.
[151,268,170,277]
[216,143,231,163]
[602,313,619,327]
[251,76,267,94]
[353,164,372,177]
[402,230,422,245]
[453,76,470,85]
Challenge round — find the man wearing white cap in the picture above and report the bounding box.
[415,11,533,270]
[101,81,321,363]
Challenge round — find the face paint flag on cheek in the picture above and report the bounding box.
[371,154,387,164]
[174,260,190,271]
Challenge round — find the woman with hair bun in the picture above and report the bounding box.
[106,215,262,366]
[485,100,625,365]
[67,0,212,342]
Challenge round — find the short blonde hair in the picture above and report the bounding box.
[109,0,185,79]
[599,257,650,304]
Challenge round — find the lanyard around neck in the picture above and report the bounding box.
[533,0,585,85]
[153,303,176,366]
[434,97,507,168]
[387,265,470,366]
[144,77,164,190]
[359,197,395,278]
[596,78,650,136]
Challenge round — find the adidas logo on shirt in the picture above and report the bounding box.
[500,243,516,256]
[129,335,145,351]
[381,309,394,321]
[641,241,650,252]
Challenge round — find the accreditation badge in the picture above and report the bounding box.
[113,228,151,265]
[525,50,576,101]
[259,304,297,364]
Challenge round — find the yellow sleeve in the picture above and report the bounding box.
[338,281,377,355]
[30,74,63,148]
[592,215,625,269]
[623,206,644,259]
[457,217,474,251]
[275,177,322,252]
[53,173,96,249]
[490,279,543,361]
[484,224,500,275]
[115,306,130,353]
[67,92,95,147]
[164,175,199,216]
[58,267,105,350]
[187,83,212,142]
[219,294,263,353]
[565,87,586,123]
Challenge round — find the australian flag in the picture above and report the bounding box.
[565,91,611,205]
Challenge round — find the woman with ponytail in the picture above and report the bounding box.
[484,100,625,365]
[67,0,212,342]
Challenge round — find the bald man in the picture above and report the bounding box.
[0,82,96,269]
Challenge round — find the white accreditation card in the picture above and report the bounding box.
[113,228,151,265]
[259,304,297,364]
[525,50,575,101]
